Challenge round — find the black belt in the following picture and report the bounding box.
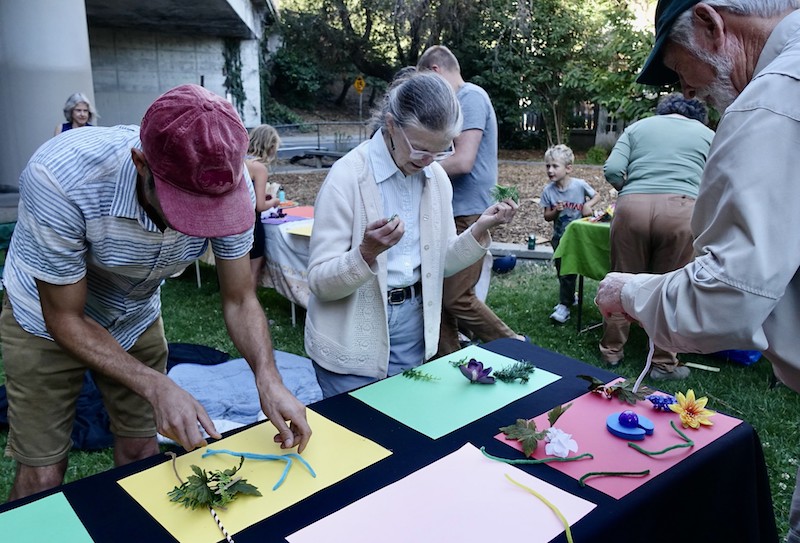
[387,281,422,305]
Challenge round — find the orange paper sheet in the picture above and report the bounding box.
[119,409,391,543]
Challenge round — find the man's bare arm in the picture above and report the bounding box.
[215,255,312,453]
[36,277,219,450]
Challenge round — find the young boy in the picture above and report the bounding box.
[540,144,600,323]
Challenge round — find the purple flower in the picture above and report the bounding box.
[646,394,678,412]
[459,358,496,384]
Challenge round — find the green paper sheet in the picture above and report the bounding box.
[350,345,561,438]
[0,492,94,542]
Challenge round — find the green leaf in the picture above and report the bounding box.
[449,356,468,368]
[547,402,572,427]
[401,367,440,382]
[499,419,546,457]
[228,480,262,497]
[167,458,260,510]
[577,374,651,404]
[494,361,536,383]
[577,374,606,390]
[491,184,520,204]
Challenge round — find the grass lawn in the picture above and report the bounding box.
[1,261,798,538]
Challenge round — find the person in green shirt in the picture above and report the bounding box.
[599,93,714,380]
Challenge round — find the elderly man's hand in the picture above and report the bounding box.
[596,272,637,318]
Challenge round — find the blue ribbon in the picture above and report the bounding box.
[202,449,317,491]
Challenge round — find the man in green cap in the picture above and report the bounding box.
[595,0,800,539]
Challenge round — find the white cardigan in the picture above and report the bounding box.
[304,139,489,379]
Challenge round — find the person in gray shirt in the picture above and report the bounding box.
[417,45,527,357]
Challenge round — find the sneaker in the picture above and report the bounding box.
[650,366,690,381]
[549,304,570,324]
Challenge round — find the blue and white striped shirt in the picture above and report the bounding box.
[3,125,254,350]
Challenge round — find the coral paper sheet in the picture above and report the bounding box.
[495,385,742,499]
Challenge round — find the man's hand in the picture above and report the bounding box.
[151,377,221,451]
[258,379,312,454]
[359,216,404,266]
[596,272,636,318]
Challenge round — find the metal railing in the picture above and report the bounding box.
[273,121,369,153]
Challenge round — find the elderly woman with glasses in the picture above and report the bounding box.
[304,71,518,398]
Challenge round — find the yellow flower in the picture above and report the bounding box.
[668,389,716,429]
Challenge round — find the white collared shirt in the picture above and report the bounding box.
[368,129,427,289]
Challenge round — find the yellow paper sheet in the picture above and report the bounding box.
[118,409,391,543]
[285,223,313,237]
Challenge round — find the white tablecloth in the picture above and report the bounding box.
[262,219,312,309]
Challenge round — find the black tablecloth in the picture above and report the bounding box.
[1,339,778,542]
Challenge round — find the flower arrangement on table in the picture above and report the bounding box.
[401,355,537,384]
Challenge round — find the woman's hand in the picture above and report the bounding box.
[471,198,518,241]
[359,216,404,266]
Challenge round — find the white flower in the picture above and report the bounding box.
[544,427,578,458]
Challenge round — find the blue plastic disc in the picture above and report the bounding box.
[606,412,655,441]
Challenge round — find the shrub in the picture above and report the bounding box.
[586,146,609,164]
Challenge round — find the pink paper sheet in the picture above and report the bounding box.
[495,386,742,499]
[286,443,596,543]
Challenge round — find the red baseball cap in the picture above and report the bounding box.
[140,84,252,237]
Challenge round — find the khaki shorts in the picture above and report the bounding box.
[1,295,168,466]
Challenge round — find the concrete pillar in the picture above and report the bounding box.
[0,0,94,201]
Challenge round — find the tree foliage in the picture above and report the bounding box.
[265,0,658,146]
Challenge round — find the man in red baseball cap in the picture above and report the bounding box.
[2,84,311,501]
[595,1,800,539]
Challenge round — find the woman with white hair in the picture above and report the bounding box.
[304,71,518,398]
[54,92,98,135]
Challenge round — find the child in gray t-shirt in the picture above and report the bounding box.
[540,144,600,323]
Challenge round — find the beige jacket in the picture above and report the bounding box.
[620,11,800,391]
[304,139,489,379]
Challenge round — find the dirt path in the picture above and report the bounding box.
[270,158,615,245]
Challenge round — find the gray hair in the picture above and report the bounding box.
[63,92,98,123]
[369,72,462,140]
[656,92,708,123]
[671,0,800,47]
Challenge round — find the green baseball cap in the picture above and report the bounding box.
[637,0,703,86]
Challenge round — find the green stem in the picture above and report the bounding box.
[627,420,695,456]
[578,470,650,486]
[505,474,574,543]
[480,446,593,464]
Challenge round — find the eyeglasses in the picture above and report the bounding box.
[396,124,454,162]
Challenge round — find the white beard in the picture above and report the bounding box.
[691,47,739,113]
